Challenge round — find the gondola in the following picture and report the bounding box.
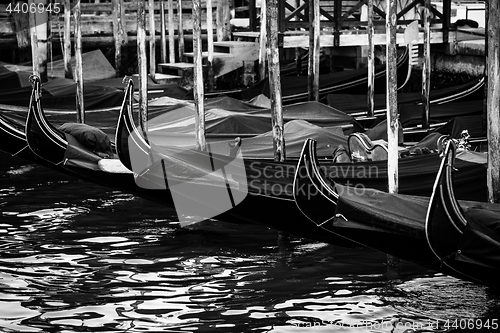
[240,47,411,104]
[425,141,500,289]
[293,139,499,288]
[21,76,360,246]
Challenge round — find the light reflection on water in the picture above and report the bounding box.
[0,156,499,332]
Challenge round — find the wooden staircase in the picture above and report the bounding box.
[157,40,259,83]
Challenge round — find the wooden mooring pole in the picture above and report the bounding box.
[386,0,400,268]
[160,0,167,63]
[487,0,500,203]
[29,0,48,82]
[267,0,285,162]
[367,0,375,117]
[63,0,72,79]
[138,0,149,140]
[386,0,398,194]
[28,3,39,78]
[168,0,176,63]
[206,0,215,90]
[112,0,127,77]
[258,0,267,81]
[193,0,206,150]
[148,0,156,76]
[178,0,185,60]
[421,0,431,130]
[74,0,84,123]
[308,0,320,101]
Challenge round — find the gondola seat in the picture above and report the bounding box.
[59,123,115,158]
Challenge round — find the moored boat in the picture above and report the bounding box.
[292,138,499,288]
[425,141,500,289]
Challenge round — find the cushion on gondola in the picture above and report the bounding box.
[59,123,114,158]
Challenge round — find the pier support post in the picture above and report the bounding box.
[367,0,375,117]
[29,0,48,82]
[267,0,285,162]
[74,0,84,123]
[487,0,500,203]
[63,0,72,79]
[386,0,401,268]
[149,0,156,76]
[308,0,320,101]
[386,0,398,194]
[207,0,215,91]
[193,0,206,150]
[168,0,176,63]
[112,0,128,77]
[421,1,431,130]
[160,0,167,63]
[178,0,185,60]
[138,0,149,139]
[258,0,267,81]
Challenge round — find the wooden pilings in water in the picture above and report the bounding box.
[137,0,149,139]
[112,0,128,76]
[267,0,285,162]
[487,0,500,203]
[168,0,176,63]
[206,0,215,90]
[258,0,267,81]
[74,0,85,123]
[385,0,398,194]
[193,0,206,150]
[160,0,167,63]
[421,0,431,130]
[28,0,48,82]
[148,0,156,76]
[366,0,375,117]
[308,0,320,101]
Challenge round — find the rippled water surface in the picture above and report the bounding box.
[1,156,499,332]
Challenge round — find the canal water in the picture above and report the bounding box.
[1,155,499,332]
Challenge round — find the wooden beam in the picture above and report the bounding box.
[308,0,319,101]
[422,3,431,130]
[74,0,84,123]
[206,0,215,90]
[267,0,285,161]
[160,0,167,63]
[386,0,398,194]
[112,0,128,77]
[149,0,156,75]
[178,0,185,59]
[29,0,48,82]
[138,0,149,139]
[29,3,39,78]
[258,0,267,81]
[487,0,500,203]
[193,0,206,150]
[63,0,72,79]
[367,0,374,117]
[168,0,176,63]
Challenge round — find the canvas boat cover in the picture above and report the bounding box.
[144,100,359,137]
[48,49,116,82]
[326,76,485,115]
[146,120,348,159]
[0,66,125,110]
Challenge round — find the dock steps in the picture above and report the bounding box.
[151,73,181,84]
[158,62,195,76]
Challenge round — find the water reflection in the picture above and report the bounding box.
[0,156,499,332]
